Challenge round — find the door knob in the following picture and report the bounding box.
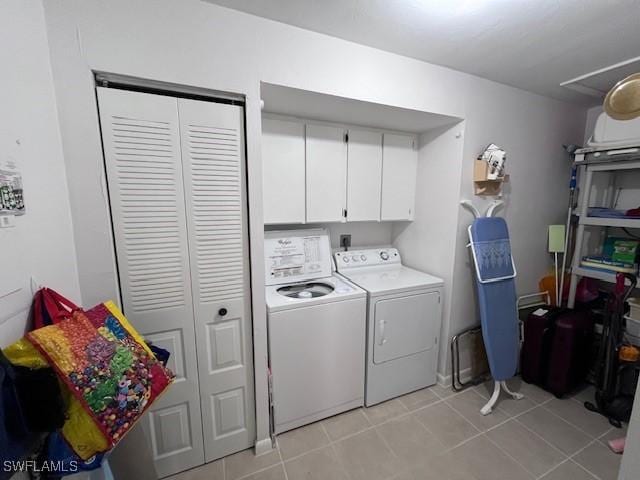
[218,308,228,316]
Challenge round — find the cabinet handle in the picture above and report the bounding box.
[378,319,387,345]
[218,308,228,316]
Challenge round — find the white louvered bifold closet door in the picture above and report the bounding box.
[178,98,255,462]
[97,88,205,477]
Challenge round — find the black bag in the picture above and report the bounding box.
[521,307,563,385]
[546,311,594,397]
[13,365,65,433]
[0,350,65,467]
[0,350,31,466]
[521,307,594,397]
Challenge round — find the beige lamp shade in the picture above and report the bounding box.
[604,73,640,120]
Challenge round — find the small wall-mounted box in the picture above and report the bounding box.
[473,159,509,196]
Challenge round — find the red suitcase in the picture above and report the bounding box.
[521,307,562,385]
[546,311,594,397]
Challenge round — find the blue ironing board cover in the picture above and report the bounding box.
[469,219,516,283]
[469,217,519,381]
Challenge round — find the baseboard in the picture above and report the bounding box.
[254,437,274,456]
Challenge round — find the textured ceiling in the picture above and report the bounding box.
[204,0,640,105]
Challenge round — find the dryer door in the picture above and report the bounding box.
[373,291,440,364]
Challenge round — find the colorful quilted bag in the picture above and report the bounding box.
[26,301,174,457]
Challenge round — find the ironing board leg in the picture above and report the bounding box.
[480,380,501,415]
[501,380,524,400]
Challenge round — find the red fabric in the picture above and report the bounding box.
[83,303,111,328]
[149,363,171,397]
[32,288,80,330]
[625,207,640,217]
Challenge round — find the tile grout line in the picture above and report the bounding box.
[534,458,574,480]
[323,420,357,480]
[470,388,608,480]
[224,384,618,480]
[372,423,408,480]
[468,386,525,419]
[276,440,289,480]
[566,458,603,480]
[565,439,608,480]
[423,389,537,455]
[234,462,285,480]
[249,384,611,480]
[452,386,540,423]
[408,404,451,453]
[252,386,570,478]
[322,418,360,480]
[461,391,564,477]
[538,401,610,441]
[435,393,568,466]
[529,435,608,480]
[442,389,507,430]
[421,387,559,479]
[512,416,578,460]
[278,396,446,465]
[482,432,543,480]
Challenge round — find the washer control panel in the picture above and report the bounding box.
[334,248,401,270]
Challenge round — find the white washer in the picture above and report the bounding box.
[335,248,443,406]
[265,229,366,433]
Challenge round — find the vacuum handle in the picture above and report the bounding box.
[614,272,638,303]
[619,273,637,303]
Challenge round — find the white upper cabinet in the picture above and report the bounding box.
[381,133,418,221]
[262,118,306,224]
[261,118,417,225]
[306,124,348,223]
[346,129,382,222]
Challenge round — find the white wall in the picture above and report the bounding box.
[585,105,604,144]
[42,0,587,453]
[266,222,393,250]
[444,77,585,376]
[392,122,466,374]
[0,0,80,347]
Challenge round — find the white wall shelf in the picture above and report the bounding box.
[580,217,640,228]
[573,266,637,284]
[568,158,640,308]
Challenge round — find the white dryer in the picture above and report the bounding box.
[265,229,366,433]
[335,248,443,406]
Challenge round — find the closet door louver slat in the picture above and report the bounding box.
[97,88,205,478]
[178,98,255,463]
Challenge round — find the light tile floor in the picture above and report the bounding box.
[168,379,625,480]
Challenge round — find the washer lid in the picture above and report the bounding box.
[264,228,332,286]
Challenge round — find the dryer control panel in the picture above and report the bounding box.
[334,248,401,270]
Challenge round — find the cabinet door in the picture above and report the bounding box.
[306,124,347,223]
[97,87,204,478]
[178,98,255,463]
[347,129,382,222]
[381,134,418,221]
[262,118,305,224]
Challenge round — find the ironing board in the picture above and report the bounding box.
[462,200,524,415]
